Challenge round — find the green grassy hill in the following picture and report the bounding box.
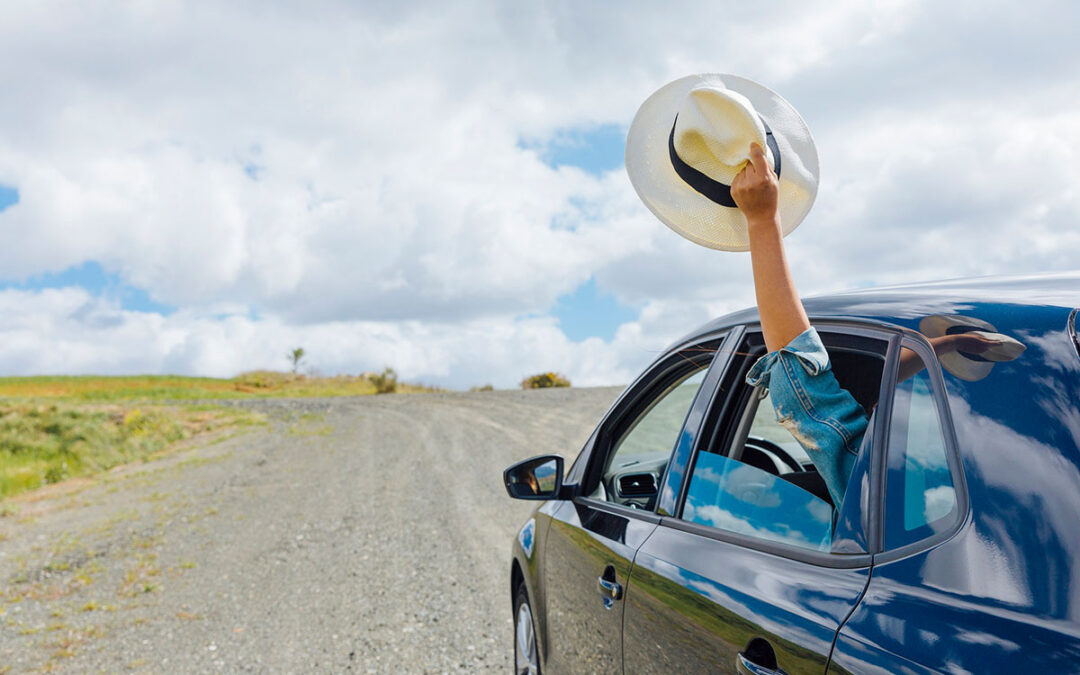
[0,372,441,501]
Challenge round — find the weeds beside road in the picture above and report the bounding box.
[0,372,441,402]
[0,387,621,673]
[0,373,443,501]
[0,403,261,500]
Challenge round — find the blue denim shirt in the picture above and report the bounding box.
[745,328,868,507]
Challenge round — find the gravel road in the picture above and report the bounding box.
[0,387,622,674]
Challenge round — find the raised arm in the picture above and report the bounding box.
[731,142,809,352]
[897,333,1002,382]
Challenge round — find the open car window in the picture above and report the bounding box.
[679,327,888,555]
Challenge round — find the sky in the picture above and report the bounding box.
[1,0,1079,389]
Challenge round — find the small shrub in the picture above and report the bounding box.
[288,347,306,374]
[368,367,398,394]
[470,384,494,392]
[520,372,571,389]
[44,462,68,484]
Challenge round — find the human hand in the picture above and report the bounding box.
[933,332,1002,357]
[731,142,779,226]
[954,333,1001,355]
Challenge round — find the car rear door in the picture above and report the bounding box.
[540,332,733,674]
[622,325,892,674]
[828,331,1080,673]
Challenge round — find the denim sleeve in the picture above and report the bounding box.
[745,328,868,507]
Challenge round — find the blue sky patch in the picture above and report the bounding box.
[553,277,638,342]
[0,184,18,212]
[0,260,177,315]
[521,124,626,175]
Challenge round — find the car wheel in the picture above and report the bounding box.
[514,583,540,675]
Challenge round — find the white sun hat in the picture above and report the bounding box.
[626,74,819,251]
[919,314,1027,382]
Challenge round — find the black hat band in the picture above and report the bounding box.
[668,115,781,208]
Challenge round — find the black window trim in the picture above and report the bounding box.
[573,494,663,525]
[1069,307,1080,363]
[571,328,732,522]
[662,319,902,570]
[872,330,971,564]
[656,325,745,517]
[658,515,872,569]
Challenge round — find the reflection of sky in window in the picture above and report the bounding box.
[903,373,955,529]
[684,453,832,551]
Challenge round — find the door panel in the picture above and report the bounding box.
[542,499,657,674]
[539,335,725,672]
[624,525,869,674]
[828,546,1080,674]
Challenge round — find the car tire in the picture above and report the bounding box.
[514,582,541,675]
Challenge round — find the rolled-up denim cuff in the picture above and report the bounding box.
[746,327,829,387]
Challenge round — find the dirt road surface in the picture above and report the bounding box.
[0,387,621,674]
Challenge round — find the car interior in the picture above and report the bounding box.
[587,331,887,519]
[591,357,713,510]
[714,341,886,509]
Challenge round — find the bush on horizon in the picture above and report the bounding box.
[368,367,398,394]
[520,372,571,389]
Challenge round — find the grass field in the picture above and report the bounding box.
[0,371,441,402]
[0,372,440,501]
[0,401,263,499]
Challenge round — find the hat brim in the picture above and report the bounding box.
[626,74,819,252]
[918,314,1003,382]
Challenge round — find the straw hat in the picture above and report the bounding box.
[919,315,1026,382]
[626,74,819,251]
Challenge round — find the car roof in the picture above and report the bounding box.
[680,271,1080,345]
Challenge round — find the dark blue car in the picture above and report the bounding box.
[504,272,1080,674]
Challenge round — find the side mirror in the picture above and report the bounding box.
[504,455,564,500]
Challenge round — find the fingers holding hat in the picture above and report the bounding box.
[732,142,779,223]
[748,141,771,176]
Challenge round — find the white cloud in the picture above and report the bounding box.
[0,287,654,388]
[0,0,1078,386]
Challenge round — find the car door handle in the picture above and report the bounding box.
[735,651,787,675]
[597,576,623,600]
[597,566,623,610]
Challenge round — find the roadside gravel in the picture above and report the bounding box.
[0,387,621,674]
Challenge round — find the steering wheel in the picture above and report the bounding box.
[744,436,803,474]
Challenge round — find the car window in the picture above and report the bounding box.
[683,450,834,550]
[746,388,811,468]
[679,329,887,554]
[883,346,958,549]
[590,351,714,510]
[608,369,707,467]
